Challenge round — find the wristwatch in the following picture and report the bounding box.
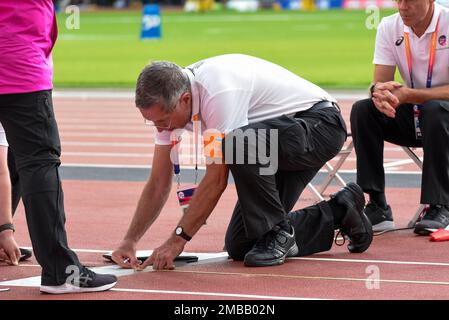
[175,226,192,241]
[0,223,15,234]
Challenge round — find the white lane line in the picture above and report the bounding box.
[56,115,139,119]
[62,152,153,158]
[60,132,152,138]
[58,125,149,131]
[62,163,151,169]
[110,288,324,300]
[17,247,448,267]
[59,119,142,124]
[290,257,449,267]
[63,142,153,147]
[54,91,134,100]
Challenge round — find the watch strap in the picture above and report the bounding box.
[175,226,192,241]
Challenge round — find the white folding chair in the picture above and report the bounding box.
[307,134,354,201]
[307,138,426,229]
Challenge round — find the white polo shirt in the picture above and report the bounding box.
[0,123,7,147]
[155,54,336,145]
[373,3,449,88]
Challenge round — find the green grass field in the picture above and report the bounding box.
[54,9,396,89]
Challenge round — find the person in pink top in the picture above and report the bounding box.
[0,0,117,294]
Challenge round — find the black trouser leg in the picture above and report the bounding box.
[224,107,346,260]
[351,99,449,205]
[287,201,335,256]
[225,169,318,260]
[0,90,82,286]
[7,148,21,214]
[420,100,449,204]
[350,99,420,194]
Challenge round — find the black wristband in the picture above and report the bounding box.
[0,223,15,233]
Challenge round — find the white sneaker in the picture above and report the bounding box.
[40,267,117,294]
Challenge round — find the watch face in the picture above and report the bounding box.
[175,227,182,235]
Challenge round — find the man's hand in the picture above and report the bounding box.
[137,236,185,271]
[112,239,141,269]
[390,86,411,106]
[372,81,404,118]
[0,230,20,266]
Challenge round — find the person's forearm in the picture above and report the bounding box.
[0,172,12,226]
[123,179,172,244]
[406,85,449,104]
[176,172,227,239]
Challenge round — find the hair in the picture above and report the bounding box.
[135,61,190,112]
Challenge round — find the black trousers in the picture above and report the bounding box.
[223,102,347,260]
[350,99,449,205]
[0,90,82,286]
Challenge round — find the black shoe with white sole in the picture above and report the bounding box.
[364,203,395,232]
[414,205,449,235]
[40,267,117,294]
[244,225,298,267]
[331,182,373,253]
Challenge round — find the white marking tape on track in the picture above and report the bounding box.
[0,251,228,288]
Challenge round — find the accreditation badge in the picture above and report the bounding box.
[176,185,198,215]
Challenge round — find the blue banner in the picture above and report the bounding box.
[140,5,161,40]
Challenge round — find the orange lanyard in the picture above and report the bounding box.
[404,15,440,89]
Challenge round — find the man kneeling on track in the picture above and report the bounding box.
[112,54,373,270]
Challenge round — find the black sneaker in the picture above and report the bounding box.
[19,248,32,262]
[364,203,395,232]
[414,205,449,235]
[40,267,117,294]
[331,182,373,253]
[244,225,299,267]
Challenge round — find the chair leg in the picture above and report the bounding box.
[318,141,354,196]
[307,183,325,202]
[401,146,426,228]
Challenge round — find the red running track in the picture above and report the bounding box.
[1,96,444,301]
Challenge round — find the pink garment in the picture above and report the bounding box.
[0,0,58,94]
